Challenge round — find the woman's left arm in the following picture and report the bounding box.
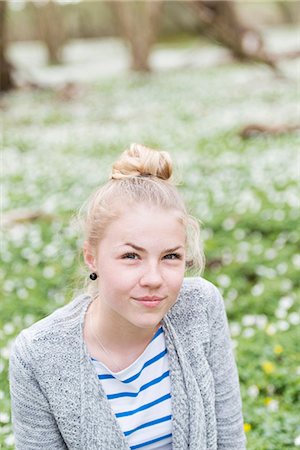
[207,284,247,450]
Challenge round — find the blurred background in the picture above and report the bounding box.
[1,1,300,449]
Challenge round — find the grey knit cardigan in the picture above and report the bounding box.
[9,276,247,450]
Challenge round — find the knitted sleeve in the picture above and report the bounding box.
[9,331,68,450]
[208,284,247,450]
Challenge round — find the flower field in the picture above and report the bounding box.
[1,34,300,449]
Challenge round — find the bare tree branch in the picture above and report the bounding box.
[188,0,279,72]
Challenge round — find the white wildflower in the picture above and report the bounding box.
[295,435,300,446]
[43,266,55,279]
[255,315,268,329]
[4,434,15,446]
[17,288,28,300]
[288,312,300,325]
[280,279,292,292]
[275,309,287,319]
[265,248,277,260]
[3,280,15,292]
[25,277,37,289]
[279,296,294,310]
[292,254,300,269]
[217,274,231,288]
[277,320,289,331]
[266,324,277,335]
[247,385,259,398]
[276,262,288,274]
[251,283,265,296]
[222,218,235,230]
[267,399,279,412]
[230,322,241,337]
[227,288,238,301]
[243,328,255,338]
[242,315,256,327]
[3,323,15,335]
[273,210,285,221]
[0,412,9,423]
[233,229,245,240]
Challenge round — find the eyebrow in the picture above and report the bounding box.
[119,243,184,253]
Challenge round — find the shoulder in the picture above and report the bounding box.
[9,293,91,365]
[180,276,220,300]
[167,276,225,335]
[174,276,223,314]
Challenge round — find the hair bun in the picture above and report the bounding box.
[110,143,173,181]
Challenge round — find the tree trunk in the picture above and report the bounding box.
[35,0,66,65]
[0,1,13,92]
[276,1,299,24]
[189,0,277,71]
[111,1,163,72]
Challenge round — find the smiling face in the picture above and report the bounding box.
[84,203,186,335]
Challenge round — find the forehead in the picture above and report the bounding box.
[104,204,186,242]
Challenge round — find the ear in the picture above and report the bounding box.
[83,241,97,272]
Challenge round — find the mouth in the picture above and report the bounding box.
[133,297,166,308]
[135,296,165,302]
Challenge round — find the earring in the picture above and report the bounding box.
[89,272,98,281]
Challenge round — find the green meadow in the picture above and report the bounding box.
[1,42,299,449]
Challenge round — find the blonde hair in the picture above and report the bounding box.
[78,143,205,294]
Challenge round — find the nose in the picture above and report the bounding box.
[139,261,163,288]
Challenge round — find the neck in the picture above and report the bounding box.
[86,297,161,354]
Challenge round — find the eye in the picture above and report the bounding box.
[164,253,182,260]
[122,252,139,260]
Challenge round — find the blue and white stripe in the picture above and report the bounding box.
[91,325,172,449]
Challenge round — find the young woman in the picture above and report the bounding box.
[9,144,246,449]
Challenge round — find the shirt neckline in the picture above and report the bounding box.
[80,295,165,376]
[91,324,164,377]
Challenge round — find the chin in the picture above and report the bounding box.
[134,317,162,329]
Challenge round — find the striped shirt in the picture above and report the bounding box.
[91,325,172,450]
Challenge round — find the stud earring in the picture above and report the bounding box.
[89,272,98,281]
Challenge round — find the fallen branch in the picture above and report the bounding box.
[240,123,300,139]
[2,209,56,227]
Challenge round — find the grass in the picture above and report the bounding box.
[1,47,300,449]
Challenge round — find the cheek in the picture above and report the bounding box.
[101,266,139,292]
[163,265,185,289]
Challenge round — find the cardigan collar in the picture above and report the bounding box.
[78,295,207,450]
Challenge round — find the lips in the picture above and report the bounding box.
[136,296,165,302]
[134,297,164,309]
